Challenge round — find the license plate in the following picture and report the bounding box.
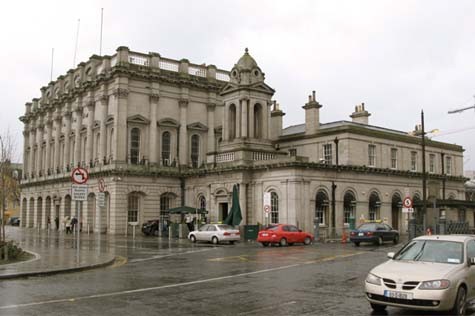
[384,290,413,300]
[358,232,364,236]
[262,233,268,236]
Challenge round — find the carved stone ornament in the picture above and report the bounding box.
[86,100,95,108]
[178,99,189,107]
[96,94,109,103]
[113,88,129,98]
[149,93,160,102]
[240,96,250,102]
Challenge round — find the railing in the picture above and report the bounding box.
[188,66,206,78]
[158,59,179,72]
[216,152,235,163]
[252,152,276,161]
[216,71,230,82]
[128,54,149,66]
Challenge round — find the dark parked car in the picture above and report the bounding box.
[8,217,20,226]
[142,219,159,236]
[350,222,399,246]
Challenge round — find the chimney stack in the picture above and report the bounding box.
[350,102,371,125]
[302,90,322,135]
[270,100,285,140]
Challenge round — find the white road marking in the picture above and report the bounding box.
[128,248,215,263]
[0,252,362,310]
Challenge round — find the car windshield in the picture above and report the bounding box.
[394,240,464,264]
[217,225,234,230]
[357,223,377,231]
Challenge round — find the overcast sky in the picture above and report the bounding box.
[2,0,474,170]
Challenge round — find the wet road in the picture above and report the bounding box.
[0,230,473,316]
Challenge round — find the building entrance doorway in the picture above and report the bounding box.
[392,194,402,231]
[219,203,228,222]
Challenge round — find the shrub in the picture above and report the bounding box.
[0,240,25,260]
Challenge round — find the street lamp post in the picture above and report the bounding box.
[421,111,427,219]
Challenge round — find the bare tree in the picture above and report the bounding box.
[0,129,18,243]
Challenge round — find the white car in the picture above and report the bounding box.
[365,235,475,315]
[188,224,240,245]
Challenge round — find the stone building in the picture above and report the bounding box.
[19,47,470,237]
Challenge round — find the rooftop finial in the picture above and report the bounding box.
[245,47,249,54]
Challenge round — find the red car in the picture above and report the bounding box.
[257,224,314,247]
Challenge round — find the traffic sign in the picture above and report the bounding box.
[72,184,88,201]
[403,197,413,208]
[402,207,414,214]
[97,192,106,207]
[98,178,106,192]
[71,167,89,184]
[264,205,271,214]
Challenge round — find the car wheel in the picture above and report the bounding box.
[354,242,360,247]
[190,235,197,243]
[261,242,269,247]
[212,236,219,245]
[451,286,467,316]
[375,237,383,246]
[370,303,386,312]
[279,238,288,247]
[304,237,312,245]
[393,235,399,244]
[229,241,235,245]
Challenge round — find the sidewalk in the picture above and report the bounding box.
[0,227,116,280]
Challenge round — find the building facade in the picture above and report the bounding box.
[19,47,469,237]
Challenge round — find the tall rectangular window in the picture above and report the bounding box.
[390,148,398,169]
[429,154,435,173]
[368,145,376,167]
[411,151,417,171]
[446,156,452,175]
[323,144,332,164]
[127,194,139,223]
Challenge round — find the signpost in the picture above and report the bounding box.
[71,167,88,252]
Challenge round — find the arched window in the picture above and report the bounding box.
[270,191,279,224]
[130,128,140,164]
[162,132,171,166]
[315,190,329,225]
[160,193,170,211]
[127,193,140,223]
[229,104,236,140]
[199,195,206,210]
[254,103,262,138]
[343,192,356,225]
[191,135,200,168]
[369,192,381,221]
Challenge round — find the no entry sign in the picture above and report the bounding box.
[71,167,89,184]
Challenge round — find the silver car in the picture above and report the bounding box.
[365,235,475,315]
[188,224,240,245]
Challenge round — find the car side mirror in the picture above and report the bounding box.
[387,252,395,259]
[470,257,475,266]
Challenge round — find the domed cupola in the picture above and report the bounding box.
[230,48,265,85]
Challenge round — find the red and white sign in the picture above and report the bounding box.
[98,178,106,192]
[403,197,413,209]
[71,167,89,184]
[264,205,271,214]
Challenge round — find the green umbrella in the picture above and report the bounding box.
[224,184,242,226]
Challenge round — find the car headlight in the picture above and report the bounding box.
[419,280,450,290]
[365,273,381,286]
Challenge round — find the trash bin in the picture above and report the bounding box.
[349,216,356,230]
[243,225,259,240]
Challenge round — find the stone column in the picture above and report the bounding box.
[53,116,61,171]
[36,126,44,176]
[236,100,241,138]
[223,103,229,141]
[263,101,270,139]
[45,121,52,174]
[239,183,247,225]
[63,113,72,169]
[179,99,188,166]
[85,101,95,167]
[241,97,248,138]
[112,88,129,163]
[249,101,255,138]
[149,94,159,164]
[28,130,35,177]
[73,105,83,167]
[22,130,29,176]
[98,95,108,164]
[59,197,65,231]
[207,103,215,153]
